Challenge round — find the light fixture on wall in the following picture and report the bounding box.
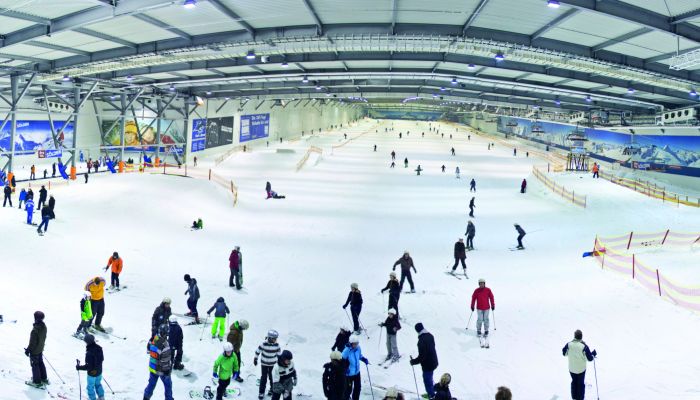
[246,50,256,60]
[183,0,197,9]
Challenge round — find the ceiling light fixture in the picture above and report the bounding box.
[302,75,309,83]
[126,74,134,81]
[690,89,697,97]
[494,52,505,62]
[225,97,230,100]
[62,74,70,82]
[183,0,197,9]
[169,85,176,91]
[281,62,289,68]
[440,87,446,91]
[246,50,256,60]
[468,64,476,70]
[316,85,322,90]
[451,77,458,85]
[547,0,560,9]
[627,88,635,94]
[585,95,592,102]
[206,91,212,95]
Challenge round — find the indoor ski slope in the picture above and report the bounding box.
[2,119,700,400]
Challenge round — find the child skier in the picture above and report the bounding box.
[25,197,34,225]
[207,297,230,341]
[213,342,240,400]
[271,350,296,400]
[379,309,401,362]
[254,330,281,399]
[331,327,351,352]
[75,292,93,338]
[168,316,184,370]
[381,272,401,318]
[226,319,249,382]
[104,252,123,290]
[322,351,345,400]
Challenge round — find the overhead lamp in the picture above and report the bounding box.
[225,97,230,100]
[547,0,560,8]
[302,75,309,83]
[451,77,458,85]
[281,62,289,68]
[246,50,256,60]
[126,74,134,81]
[627,88,635,94]
[585,95,592,102]
[315,84,322,90]
[62,74,70,82]
[690,89,697,97]
[169,85,176,91]
[432,94,438,98]
[468,64,476,70]
[183,0,197,9]
[206,91,212,96]
[440,87,446,91]
[555,98,561,106]
[494,52,505,62]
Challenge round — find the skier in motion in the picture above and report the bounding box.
[392,251,417,293]
[468,197,475,218]
[451,238,467,276]
[470,179,476,192]
[514,223,526,249]
[465,221,475,250]
[470,279,495,340]
[342,283,363,334]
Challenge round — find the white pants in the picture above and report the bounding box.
[476,309,490,333]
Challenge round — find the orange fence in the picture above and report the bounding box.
[532,165,587,208]
[296,146,323,171]
[592,230,700,311]
[210,170,238,206]
[599,170,700,208]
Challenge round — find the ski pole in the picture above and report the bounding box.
[492,310,496,331]
[358,318,370,339]
[593,358,600,400]
[344,308,353,327]
[378,326,383,352]
[102,375,115,395]
[76,360,81,400]
[466,310,473,330]
[364,363,375,400]
[199,314,210,341]
[43,354,65,384]
[410,361,421,400]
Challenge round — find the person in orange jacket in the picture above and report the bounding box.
[85,277,106,332]
[104,252,123,290]
[592,163,599,179]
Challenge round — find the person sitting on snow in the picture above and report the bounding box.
[192,218,203,230]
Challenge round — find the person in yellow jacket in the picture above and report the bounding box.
[104,252,123,290]
[84,277,106,332]
[75,292,93,338]
[213,342,239,400]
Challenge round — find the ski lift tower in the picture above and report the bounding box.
[566,124,589,171]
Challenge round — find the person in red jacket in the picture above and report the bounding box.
[228,246,241,289]
[470,278,495,337]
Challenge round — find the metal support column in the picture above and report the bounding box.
[156,98,162,159]
[120,94,126,162]
[71,86,80,169]
[8,76,18,172]
[183,102,190,165]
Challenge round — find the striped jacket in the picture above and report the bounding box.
[147,335,172,375]
[255,340,281,366]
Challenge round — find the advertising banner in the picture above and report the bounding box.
[102,119,186,152]
[240,113,269,142]
[0,120,74,153]
[38,149,63,158]
[191,117,234,152]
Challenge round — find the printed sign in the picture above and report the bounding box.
[240,113,270,142]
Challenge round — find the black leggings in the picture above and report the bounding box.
[259,365,273,395]
[452,258,466,270]
[111,272,120,288]
[344,374,361,400]
[216,377,230,400]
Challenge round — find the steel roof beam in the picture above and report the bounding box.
[462,0,490,35]
[133,14,192,40]
[645,46,700,63]
[27,41,91,57]
[592,27,652,52]
[207,0,255,35]
[0,9,51,25]
[300,0,324,35]
[531,9,580,40]
[391,0,398,35]
[74,28,137,48]
[671,8,700,25]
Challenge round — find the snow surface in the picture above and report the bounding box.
[2,119,700,400]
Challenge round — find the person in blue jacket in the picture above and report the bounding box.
[25,198,35,224]
[341,335,368,400]
[18,188,26,209]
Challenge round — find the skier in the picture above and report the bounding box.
[470,279,495,337]
[322,351,345,400]
[38,185,47,210]
[3,183,12,207]
[85,173,89,184]
[374,145,377,152]
[415,165,423,176]
[104,252,123,290]
[25,311,48,388]
[514,223,526,249]
[399,133,402,139]
[455,167,460,179]
[25,197,35,225]
[226,319,249,381]
[18,188,26,209]
[331,327,351,352]
[451,238,467,275]
[488,143,491,150]
[229,246,242,289]
[341,335,369,400]
[520,179,527,194]
[37,205,50,234]
[168,316,184,370]
[392,251,417,293]
[191,218,203,230]
[441,165,445,173]
[381,272,401,318]
[592,162,599,178]
[562,330,597,400]
[30,164,35,180]
[465,221,475,250]
[207,297,230,341]
[513,148,517,156]
[404,158,408,168]
[495,386,513,400]
[409,323,438,399]
[451,147,455,156]
[390,161,395,168]
[85,277,106,332]
[143,324,173,400]
[151,298,172,337]
[470,179,476,192]
[433,373,452,400]
[391,151,396,160]
[75,292,93,338]
[213,342,240,400]
[52,163,56,177]
[271,350,296,400]
[378,309,401,362]
[183,274,200,323]
[342,283,363,334]
[193,156,198,167]
[254,330,281,399]
[469,197,475,217]
[48,195,55,219]
[76,334,105,400]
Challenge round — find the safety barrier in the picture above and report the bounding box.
[592,231,700,311]
[599,170,700,208]
[532,165,587,208]
[296,146,323,171]
[209,170,238,206]
[214,145,246,166]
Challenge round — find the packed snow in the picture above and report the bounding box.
[2,118,700,400]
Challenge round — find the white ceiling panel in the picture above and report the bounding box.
[617,0,700,17]
[440,62,480,72]
[0,43,52,57]
[0,14,35,34]
[540,28,608,47]
[296,61,346,69]
[0,0,94,19]
[140,73,180,80]
[220,0,315,29]
[556,13,641,45]
[621,31,697,55]
[144,1,241,36]
[397,0,478,25]
[344,60,390,69]
[178,69,222,77]
[604,42,662,59]
[84,16,179,44]
[212,65,263,74]
[474,0,575,35]
[311,0,393,24]
[480,68,525,78]
[253,63,301,72]
[563,80,607,89]
[393,60,439,69]
[526,74,566,84]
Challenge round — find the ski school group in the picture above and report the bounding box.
[2,183,57,235]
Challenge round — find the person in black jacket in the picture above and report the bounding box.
[465,221,475,250]
[3,183,12,207]
[151,298,172,337]
[26,311,48,387]
[331,327,351,352]
[410,323,438,399]
[48,195,55,219]
[392,251,417,293]
[469,197,475,217]
[76,334,105,400]
[379,309,401,361]
[433,373,452,400]
[514,223,526,249]
[38,186,47,210]
[381,272,401,318]
[37,205,51,234]
[322,351,345,400]
[342,283,363,334]
[184,274,200,324]
[168,316,184,370]
[451,238,466,274]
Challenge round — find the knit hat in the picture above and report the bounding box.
[239,320,249,330]
[349,334,360,344]
[388,308,397,315]
[162,297,172,304]
[414,322,424,333]
[389,272,396,278]
[280,350,293,361]
[330,351,342,361]
[478,278,485,284]
[351,283,359,290]
[83,334,95,345]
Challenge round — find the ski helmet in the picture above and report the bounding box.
[184,274,191,282]
[158,323,169,337]
[162,297,171,305]
[83,334,95,345]
[217,297,224,302]
[223,342,233,353]
[340,326,350,332]
[350,283,359,290]
[388,308,397,315]
[280,350,293,361]
[330,351,342,361]
[478,278,485,284]
[267,330,279,340]
[169,315,178,323]
[389,272,396,278]
[239,320,249,330]
[349,334,360,344]
[84,291,91,299]
[112,252,119,259]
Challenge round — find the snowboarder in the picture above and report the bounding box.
[143,323,173,400]
[3,183,12,207]
[451,238,467,274]
[104,252,123,290]
[266,181,273,198]
[322,351,346,400]
[381,272,401,318]
[213,342,240,400]
[451,147,455,156]
[151,298,172,337]
[271,350,296,400]
[226,319,249,382]
[514,223,526,249]
[409,323,438,399]
[331,327,351,352]
[18,188,26,209]
[470,179,476,192]
[76,292,93,338]
[76,333,105,400]
[341,335,368,400]
[229,246,242,289]
[207,297,230,341]
[85,277,106,332]
[37,205,50,234]
[433,373,452,400]
[562,330,597,400]
[167,316,184,370]
[592,162,599,178]
[465,221,475,250]
[254,330,281,400]
[415,165,423,176]
[25,311,48,388]
[25,197,34,225]
[391,151,396,160]
[392,251,417,293]
[520,179,527,194]
[404,158,408,168]
[342,283,363,334]
[379,309,401,362]
[441,165,445,173]
[184,274,200,323]
[469,197,475,217]
[470,279,495,337]
[38,186,47,210]
[191,218,203,230]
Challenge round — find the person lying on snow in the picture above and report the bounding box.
[192,218,203,230]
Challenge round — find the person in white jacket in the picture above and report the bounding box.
[271,350,296,400]
[562,330,597,400]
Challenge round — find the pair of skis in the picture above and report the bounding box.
[445,270,468,280]
[478,333,490,349]
[378,355,402,369]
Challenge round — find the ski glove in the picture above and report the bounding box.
[253,358,258,366]
[360,357,369,365]
[592,350,597,357]
[212,372,218,379]
[24,348,30,357]
[471,307,475,311]
[232,372,239,380]
[342,305,347,309]
[292,377,297,386]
